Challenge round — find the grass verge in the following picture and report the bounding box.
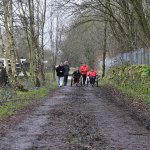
[100,65,150,104]
[0,82,57,119]
[100,79,150,104]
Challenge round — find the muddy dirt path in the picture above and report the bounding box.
[0,86,150,150]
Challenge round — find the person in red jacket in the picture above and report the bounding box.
[80,63,89,85]
[88,68,97,85]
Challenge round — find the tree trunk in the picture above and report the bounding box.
[102,21,107,78]
[28,0,40,87]
[3,0,17,83]
[40,0,47,84]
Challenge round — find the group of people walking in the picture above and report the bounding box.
[56,61,98,87]
[73,63,97,86]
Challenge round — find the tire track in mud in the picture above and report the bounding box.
[0,86,150,150]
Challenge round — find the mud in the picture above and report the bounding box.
[0,86,150,150]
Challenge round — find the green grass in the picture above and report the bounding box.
[0,82,57,119]
[0,99,32,118]
[100,65,150,104]
[100,79,150,104]
[17,86,51,99]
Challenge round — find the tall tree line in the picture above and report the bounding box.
[57,0,150,76]
[0,0,48,86]
[0,0,149,83]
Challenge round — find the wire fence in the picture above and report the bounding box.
[102,47,150,67]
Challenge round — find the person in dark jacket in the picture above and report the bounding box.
[63,61,70,86]
[72,67,81,83]
[56,62,65,87]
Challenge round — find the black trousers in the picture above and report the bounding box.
[89,77,96,84]
[82,74,87,85]
[64,75,68,86]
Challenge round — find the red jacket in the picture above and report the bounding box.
[88,70,97,77]
[80,65,89,75]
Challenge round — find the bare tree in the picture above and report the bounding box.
[40,0,47,83]
[2,0,17,82]
[57,0,150,68]
[47,1,65,80]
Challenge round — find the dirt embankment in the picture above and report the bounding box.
[100,85,150,129]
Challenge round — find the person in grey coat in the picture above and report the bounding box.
[63,61,70,86]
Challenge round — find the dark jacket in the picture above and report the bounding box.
[72,70,81,78]
[64,64,70,76]
[56,65,65,77]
